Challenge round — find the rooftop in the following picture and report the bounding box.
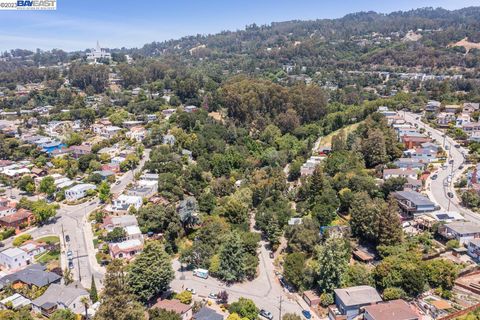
[334,285,382,307]
[154,299,191,314]
[446,221,480,234]
[394,190,435,207]
[363,299,418,320]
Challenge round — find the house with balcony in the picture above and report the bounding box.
[462,122,480,136]
[383,169,417,180]
[392,190,436,218]
[425,100,441,112]
[456,113,471,128]
[102,215,138,232]
[463,102,480,114]
[401,135,431,149]
[64,183,96,201]
[393,158,426,170]
[467,239,480,262]
[111,195,143,212]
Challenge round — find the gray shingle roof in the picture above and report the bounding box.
[334,285,382,307]
[394,191,434,206]
[32,283,88,310]
[194,307,224,320]
[0,264,61,289]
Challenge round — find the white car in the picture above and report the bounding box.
[186,288,196,295]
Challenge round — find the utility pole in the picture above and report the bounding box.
[278,295,283,320]
[77,250,81,282]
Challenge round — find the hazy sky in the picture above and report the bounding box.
[0,0,478,51]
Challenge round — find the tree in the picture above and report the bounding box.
[64,268,73,285]
[90,275,98,303]
[377,196,403,247]
[383,287,406,301]
[12,234,32,247]
[228,298,259,320]
[148,308,181,320]
[283,252,306,289]
[342,263,373,287]
[349,192,379,243]
[381,177,407,198]
[176,290,192,304]
[127,241,174,303]
[226,314,242,320]
[218,290,229,304]
[316,237,351,294]
[361,129,387,168]
[95,259,145,320]
[98,181,111,203]
[50,309,76,320]
[424,259,459,290]
[81,296,90,320]
[17,175,35,194]
[217,232,246,283]
[105,227,126,243]
[65,132,83,146]
[31,200,58,224]
[38,176,55,197]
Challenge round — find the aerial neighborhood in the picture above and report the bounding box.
[2,3,480,320]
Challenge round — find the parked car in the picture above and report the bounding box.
[302,310,312,319]
[459,165,464,170]
[449,159,454,164]
[115,180,121,185]
[65,235,70,242]
[208,293,218,300]
[455,144,461,148]
[269,252,274,259]
[260,309,273,320]
[431,174,438,180]
[67,250,73,257]
[68,261,74,269]
[186,288,196,295]
[447,192,454,198]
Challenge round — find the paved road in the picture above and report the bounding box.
[403,112,480,223]
[170,241,312,320]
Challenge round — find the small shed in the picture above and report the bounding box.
[303,290,321,306]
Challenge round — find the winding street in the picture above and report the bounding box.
[403,112,480,224]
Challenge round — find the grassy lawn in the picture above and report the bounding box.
[35,249,60,264]
[317,122,363,148]
[36,235,60,245]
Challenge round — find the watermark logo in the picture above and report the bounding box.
[0,0,56,10]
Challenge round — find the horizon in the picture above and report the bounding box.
[0,0,479,52]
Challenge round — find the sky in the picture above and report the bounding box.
[0,0,478,52]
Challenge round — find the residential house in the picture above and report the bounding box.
[425,100,441,112]
[126,180,157,198]
[162,108,176,118]
[68,145,92,159]
[288,218,303,225]
[456,113,471,128]
[101,164,120,173]
[393,158,426,170]
[0,264,61,290]
[401,135,431,149]
[439,221,480,245]
[124,225,143,242]
[126,126,147,142]
[122,121,143,129]
[140,173,159,181]
[153,299,192,320]
[0,293,31,310]
[383,169,417,180]
[301,156,325,176]
[146,114,157,122]
[31,283,89,317]
[329,286,382,320]
[444,105,461,113]
[467,239,480,262]
[463,102,480,114]
[363,299,419,320]
[436,112,455,127]
[102,215,138,232]
[0,208,34,229]
[0,247,30,270]
[92,170,115,181]
[404,178,422,192]
[64,184,96,201]
[111,195,142,212]
[111,156,125,166]
[184,105,198,113]
[396,127,420,140]
[163,134,176,146]
[109,239,143,260]
[462,122,480,136]
[469,131,480,143]
[0,198,16,217]
[393,190,436,217]
[103,126,122,138]
[406,147,437,163]
[193,307,224,320]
